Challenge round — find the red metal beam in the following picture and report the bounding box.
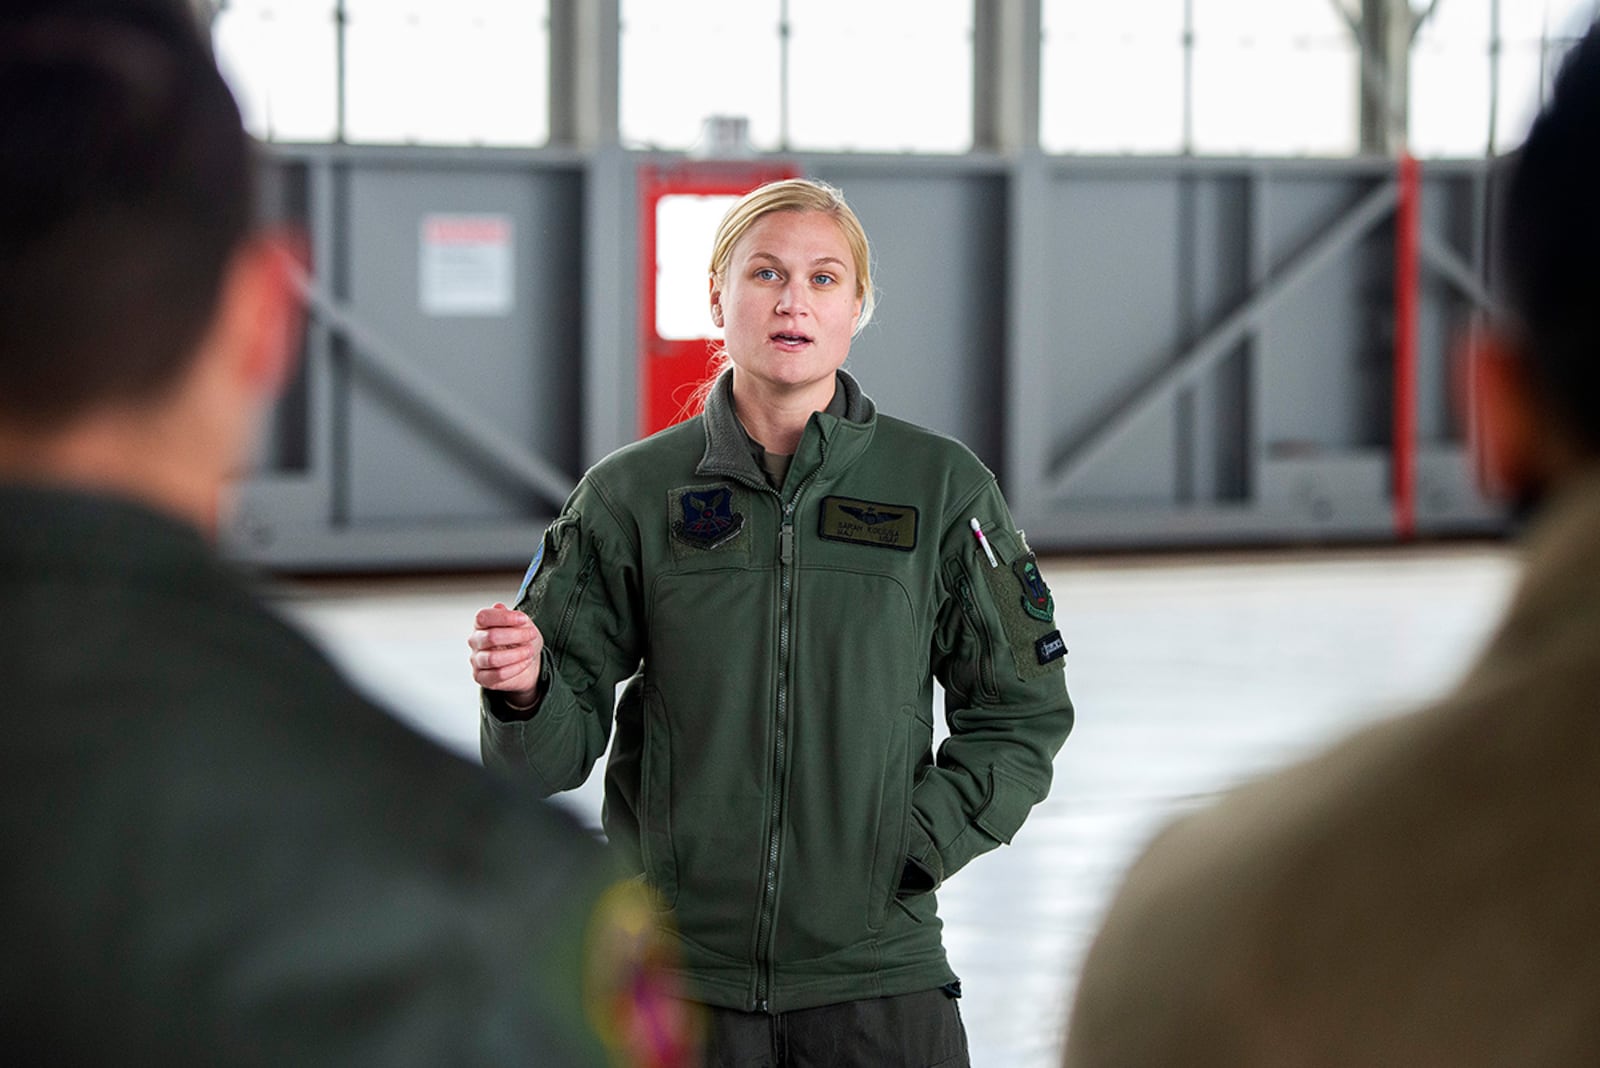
[1393,152,1421,540]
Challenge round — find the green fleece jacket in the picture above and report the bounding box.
[483,370,1075,1013]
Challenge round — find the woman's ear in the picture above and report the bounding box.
[708,273,724,329]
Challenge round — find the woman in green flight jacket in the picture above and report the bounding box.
[469,178,1074,1066]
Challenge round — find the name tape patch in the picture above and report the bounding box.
[1035,630,1068,665]
[817,496,919,552]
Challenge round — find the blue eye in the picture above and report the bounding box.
[755,267,780,281]
[812,273,836,286]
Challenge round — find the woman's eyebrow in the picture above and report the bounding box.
[746,251,849,269]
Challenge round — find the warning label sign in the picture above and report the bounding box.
[419,214,515,317]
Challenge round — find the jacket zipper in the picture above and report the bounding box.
[957,574,1000,702]
[551,553,598,666]
[753,442,826,1013]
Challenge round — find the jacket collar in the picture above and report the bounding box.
[697,368,877,492]
[0,481,233,592]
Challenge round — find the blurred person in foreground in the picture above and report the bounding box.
[1064,20,1600,1067]
[0,2,689,1064]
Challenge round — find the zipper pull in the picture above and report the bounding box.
[780,524,795,566]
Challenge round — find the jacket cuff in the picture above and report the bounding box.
[478,690,561,797]
[484,690,535,722]
[480,650,554,722]
[898,819,945,896]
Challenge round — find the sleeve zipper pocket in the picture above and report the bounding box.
[956,574,1001,703]
[551,552,599,667]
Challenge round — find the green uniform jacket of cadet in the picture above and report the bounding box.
[1063,470,1600,1066]
[0,484,615,1067]
[482,369,1076,1014]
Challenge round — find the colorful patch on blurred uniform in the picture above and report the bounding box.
[585,880,702,1067]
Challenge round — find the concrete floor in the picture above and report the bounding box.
[269,543,1518,1068]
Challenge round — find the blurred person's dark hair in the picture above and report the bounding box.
[1501,20,1600,454]
[0,0,252,428]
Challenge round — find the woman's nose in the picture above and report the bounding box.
[776,282,806,316]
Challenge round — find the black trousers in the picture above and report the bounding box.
[699,987,970,1068]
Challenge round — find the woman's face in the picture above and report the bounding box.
[710,210,863,400]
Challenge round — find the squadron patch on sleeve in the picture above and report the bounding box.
[670,484,746,551]
[1013,552,1055,622]
[979,531,1065,681]
[817,496,919,551]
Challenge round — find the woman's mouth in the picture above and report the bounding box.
[770,331,813,349]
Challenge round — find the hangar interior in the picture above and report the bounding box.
[204,2,1593,1065]
[215,0,1592,570]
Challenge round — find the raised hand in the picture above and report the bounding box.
[468,602,543,708]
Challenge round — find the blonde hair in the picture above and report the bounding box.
[708,177,877,333]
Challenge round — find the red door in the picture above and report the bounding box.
[638,162,798,438]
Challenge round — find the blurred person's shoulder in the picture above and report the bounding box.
[1068,481,1600,1065]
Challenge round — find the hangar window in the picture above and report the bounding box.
[1412,0,1599,156]
[1189,0,1357,156]
[213,0,551,146]
[214,0,341,142]
[1039,0,1188,155]
[1043,0,1597,158]
[210,0,1600,156]
[342,0,550,145]
[619,0,974,153]
[1409,0,1494,156]
[1041,0,1357,156]
[619,0,784,152]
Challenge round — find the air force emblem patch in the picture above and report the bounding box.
[672,484,745,549]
